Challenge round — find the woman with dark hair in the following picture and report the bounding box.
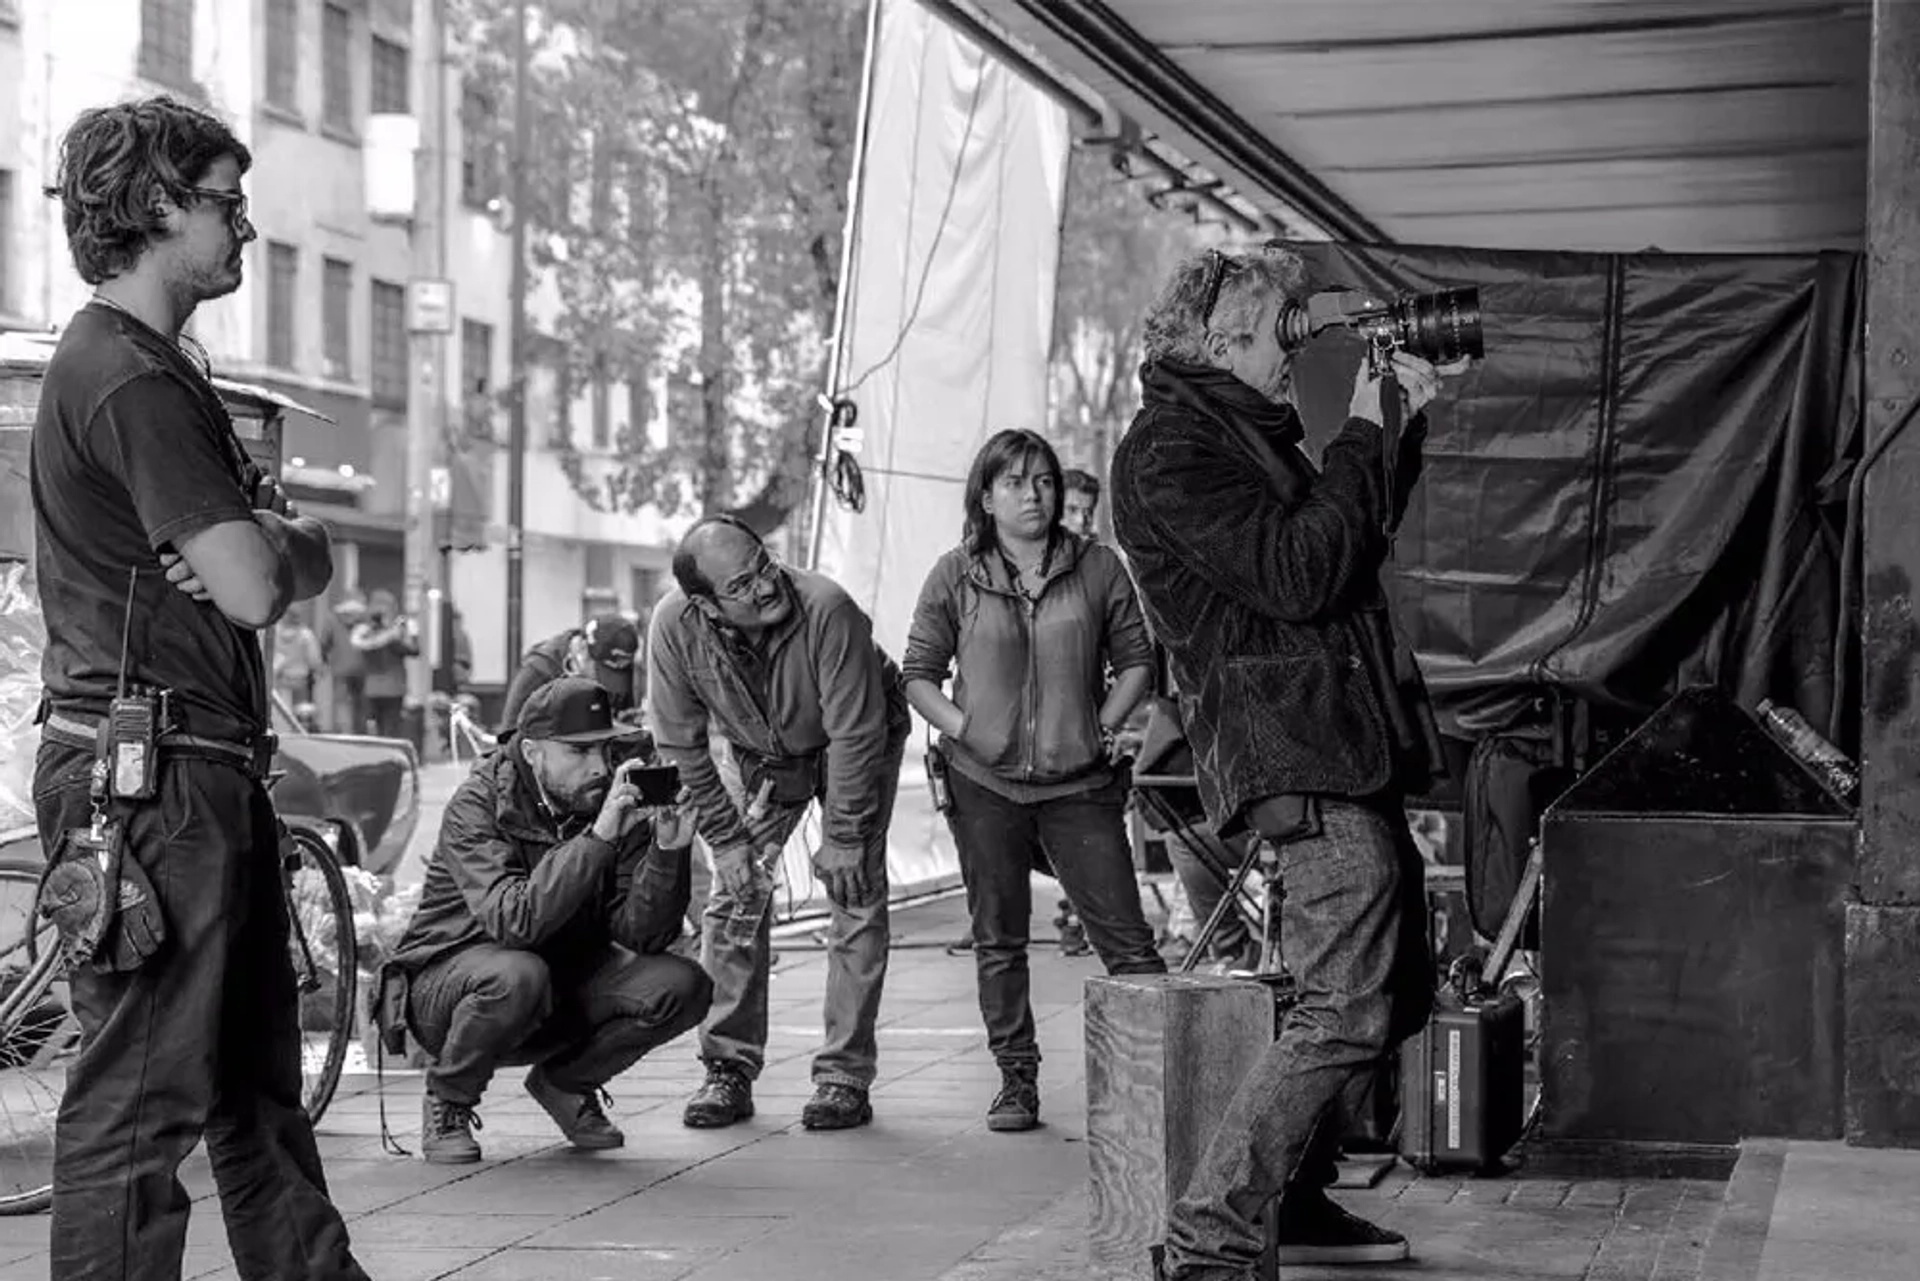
[903,428,1166,1132]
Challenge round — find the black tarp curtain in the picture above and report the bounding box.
[1274,241,1865,758]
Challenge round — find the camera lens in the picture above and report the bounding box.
[1391,287,1483,364]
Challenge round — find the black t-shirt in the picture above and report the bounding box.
[31,304,268,741]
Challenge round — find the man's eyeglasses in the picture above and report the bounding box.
[190,187,250,229]
[715,550,780,602]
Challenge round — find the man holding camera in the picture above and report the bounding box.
[1111,244,1457,1279]
[647,515,910,1132]
[31,97,364,1280]
[387,677,711,1162]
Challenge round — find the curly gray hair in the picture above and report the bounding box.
[1142,244,1308,365]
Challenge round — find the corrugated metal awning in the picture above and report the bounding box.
[965,0,1869,253]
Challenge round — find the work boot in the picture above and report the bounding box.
[986,1065,1040,1132]
[1271,1190,1409,1264]
[682,1062,755,1128]
[525,1068,625,1150]
[420,1093,482,1164]
[800,1082,873,1130]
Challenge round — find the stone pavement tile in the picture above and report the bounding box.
[315,1155,534,1216]
[1566,1179,1630,1209]
[1281,1201,1623,1281]
[611,1181,826,1219]
[1755,1142,1920,1281]
[673,1222,1002,1281]
[0,1217,46,1252]
[188,1245,498,1281]
[444,1246,694,1280]
[1503,1178,1575,1208]
[520,1205,788,1252]
[351,1211,554,1249]
[390,1155,662,1216]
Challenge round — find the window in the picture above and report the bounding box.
[583,544,614,590]
[266,243,298,369]
[370,279,408,410]
[371,35,409,114]
[590,355,610,450]
[322,2,354,134]
[0,172,12,314]
[460,87,496,207]
[265,0,298,110]
[631,567,665,620]
[139,0,193,89]
[322,257,352,379]
[461,319,494,437]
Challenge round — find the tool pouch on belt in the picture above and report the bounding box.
[737,751,822,808]
[40,815,166,972]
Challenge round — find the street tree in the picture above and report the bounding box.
[453,0,867,524]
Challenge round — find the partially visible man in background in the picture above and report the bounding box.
[31,95,368,1281]
[499,611,643,732]
[1061,468,1103,540]
[321,588,368,733]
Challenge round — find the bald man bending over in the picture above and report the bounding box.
[646,516,910,1131]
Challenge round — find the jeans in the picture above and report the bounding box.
[33,742,367,1281]
[408,943,712,1105]
[946,770,1166,1070]
[1164,796,1433,1281]
[699,724,907,1088]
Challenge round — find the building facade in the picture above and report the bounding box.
[0,0,685,697]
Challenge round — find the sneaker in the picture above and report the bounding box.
[420,1093,482,1164]
[682,1062,755,1129]
[800,1082,873,1131]
[1272,1192,1410,1265]
[986,1068,1040,1132]
[526,1069,625,1150]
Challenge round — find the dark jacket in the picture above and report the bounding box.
[388,748,691,974]
[902,534,1152,788]
[1109,360,1442,837]
[647,569,907,860]
[499,629,639,732]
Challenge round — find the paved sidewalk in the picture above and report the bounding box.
[6,889,1920,1280]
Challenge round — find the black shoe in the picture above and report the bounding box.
[800,1082,873,1130]
[1272,1192,1409,1265]
[986,1068,1040,1132]
[682,1063,755,1129]
[526,1070,624,1150]
[421,1093,483,1164]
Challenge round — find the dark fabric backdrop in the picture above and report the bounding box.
[1276,242,1864,752]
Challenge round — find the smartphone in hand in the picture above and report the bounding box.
[615,760,682,806]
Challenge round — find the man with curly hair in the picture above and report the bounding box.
[1111,244,1460,1279]
[30,98,365,1280]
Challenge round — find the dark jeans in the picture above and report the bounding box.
[946,769,1166,1070]
[365,694,404,740]
[32,742,367,1281]
[1167,832,1257,963]
[408,942,712,1105]
[1164,796,1434,1281]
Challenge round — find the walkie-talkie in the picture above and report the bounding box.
[105,567,160,801]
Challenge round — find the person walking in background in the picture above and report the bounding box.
[353,588,417,739]
[273,607,324,726]
[322,589,369,734]
[903,429,1167,1133]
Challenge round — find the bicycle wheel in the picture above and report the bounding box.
[282,828,357,1126]
[0,858,79,1215]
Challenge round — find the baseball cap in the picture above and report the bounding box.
[516,676,647,744]
[583,613,640,667]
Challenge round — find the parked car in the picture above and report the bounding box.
[0,695,419,877]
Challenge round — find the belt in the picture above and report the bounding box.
[41,710,279,780]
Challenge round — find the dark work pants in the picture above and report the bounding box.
[408,942,713,1106]
[365,694,404,740]
[1164,796,1434,1281]
[945,770,1166,1070]
[32,742,367,1281]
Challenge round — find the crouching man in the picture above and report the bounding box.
[387,677,714,1162]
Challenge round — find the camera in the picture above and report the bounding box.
[1276,286,1483,368]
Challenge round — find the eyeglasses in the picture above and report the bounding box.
[190,186,250,229]
[715,550,780,602]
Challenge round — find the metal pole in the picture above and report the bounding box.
[804,0,885,570]
[504,0,532,668]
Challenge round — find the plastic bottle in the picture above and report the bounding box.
[1755,699,1860,802]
